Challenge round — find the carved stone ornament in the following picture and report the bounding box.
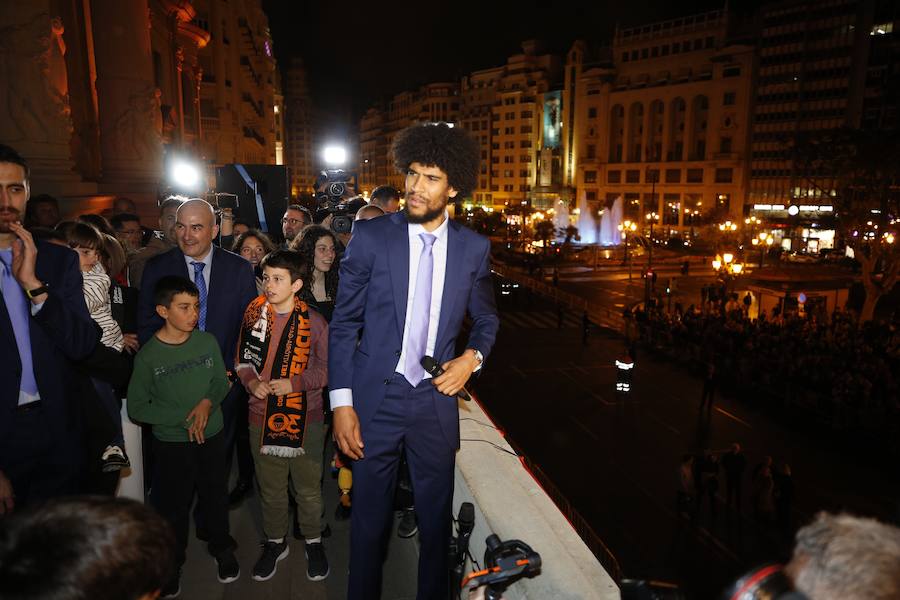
[0,12,73,144]
[110,85,163,160]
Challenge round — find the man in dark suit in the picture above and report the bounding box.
[137,199,257,479]
[0,144,98,513]
[330,123,499,599]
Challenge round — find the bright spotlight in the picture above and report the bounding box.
[170,159,201,191]
[322,146,347,167]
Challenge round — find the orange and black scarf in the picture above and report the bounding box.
[238,295,312,457]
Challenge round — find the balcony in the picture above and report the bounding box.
[116,399,618,599]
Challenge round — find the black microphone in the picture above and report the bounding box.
[457,502,475,561]
[420,356,472,401]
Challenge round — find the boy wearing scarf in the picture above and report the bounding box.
[235,250,330,582]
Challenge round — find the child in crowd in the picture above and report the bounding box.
[235,250,330,582]
[127,276,239,596]
[65,222,130,472]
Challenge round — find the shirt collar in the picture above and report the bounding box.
[185,246,214,270]
[407,210,449,243]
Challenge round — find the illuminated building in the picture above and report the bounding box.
[0,0,281,215]
[565,8,755,238]
[749,0,898,251]
[283,57,317,195]
[358,83,460,195]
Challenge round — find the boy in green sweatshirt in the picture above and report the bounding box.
[127,276,239,598]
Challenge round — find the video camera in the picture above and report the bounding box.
[314,169,360,234]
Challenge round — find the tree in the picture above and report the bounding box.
[534,220,556,256]
[793,128,900,323]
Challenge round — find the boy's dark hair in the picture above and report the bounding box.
[391,122,480,199]
[233,216,253,229]
[110,212,141,231]
[0,143,30,180]
[64,222,103,251]
[0,496,176,600]
[154,275,199,308]
[260,249,306,285]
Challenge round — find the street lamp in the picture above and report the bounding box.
[618,219,637,279]
[752,232,775,267]
[712,253,744,296]
[646,211,660,270]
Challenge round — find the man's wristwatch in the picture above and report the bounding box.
[469,349,484,365]
[26,283,49,300]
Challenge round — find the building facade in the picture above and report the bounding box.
[283,57,316,196]
[0,0,280,216]
[357,82,460,195]
[565,8,755,239]
[748,0,898,251]
[459,41,563,209]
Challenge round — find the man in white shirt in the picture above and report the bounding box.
[329,123,499,599]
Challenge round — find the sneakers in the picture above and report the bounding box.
[252,539,289,582]
[305,541,330,581]
[101,445,130,472]
[397,508,418,538]
[215,550,240,583]
[160,569,181,598]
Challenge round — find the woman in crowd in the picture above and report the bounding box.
[290,225,339,322]
[233,229,276,294]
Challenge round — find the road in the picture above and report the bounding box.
[471,283,900,599]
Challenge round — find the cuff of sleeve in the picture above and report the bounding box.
[30,301,45,316]
[329,388,353,410]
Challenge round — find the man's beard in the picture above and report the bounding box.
[403,199,446,224]
[0,207,21,233]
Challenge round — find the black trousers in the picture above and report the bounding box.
[150,432,235,567]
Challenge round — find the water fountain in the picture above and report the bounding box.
[598,196,624,246]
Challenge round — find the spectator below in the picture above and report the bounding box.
[0,496,177,600]
[784,512,900,600]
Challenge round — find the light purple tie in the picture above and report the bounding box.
[404,233,437,386]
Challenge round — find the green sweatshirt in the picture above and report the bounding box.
[127,331,230,442]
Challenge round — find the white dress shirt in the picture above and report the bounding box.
[330,214,450,410]
[183,247,213,293]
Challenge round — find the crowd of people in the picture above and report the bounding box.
[629,300,900,437]
[1,122,499,600]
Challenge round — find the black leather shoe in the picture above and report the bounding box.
[228,480,253,508]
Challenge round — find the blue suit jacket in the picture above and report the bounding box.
[328,212,499,447]
[0,242,98,472]
[137,245,257,366]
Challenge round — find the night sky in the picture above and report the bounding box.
[262,0,755,136]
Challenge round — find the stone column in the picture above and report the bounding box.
[0,4,89,193]
[90,0,162,186]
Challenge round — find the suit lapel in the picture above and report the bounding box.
[205,247,223,327]
[387,212,409,341]
[434,220,461,354]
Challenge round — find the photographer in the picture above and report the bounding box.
[128,196,184,289]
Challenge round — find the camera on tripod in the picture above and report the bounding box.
[314,169,359,234]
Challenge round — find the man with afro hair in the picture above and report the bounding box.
[329,122,499,598]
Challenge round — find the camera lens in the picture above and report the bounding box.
[329,182,345,197]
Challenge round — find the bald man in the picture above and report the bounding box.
[355,204,385,222]
[137,199,257,524]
